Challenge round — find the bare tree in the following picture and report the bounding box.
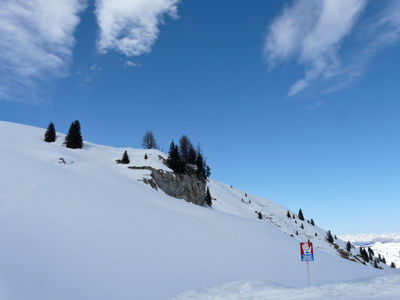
[179,135,194,163]
[142,130,157,149]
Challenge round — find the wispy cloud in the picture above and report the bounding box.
[264,0,390,96]
[124,60,138,68]
[0,0,86,102]
[95,0,180,57]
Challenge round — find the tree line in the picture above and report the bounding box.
[44,123,211,181]
[44,121,83,149]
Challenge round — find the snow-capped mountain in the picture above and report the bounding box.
[340,233,400,268]
[0,121,398,300]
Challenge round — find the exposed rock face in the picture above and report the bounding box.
[129,166,207,206]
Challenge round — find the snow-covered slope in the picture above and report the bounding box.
[340,233,400,268]
[0,121,396,300]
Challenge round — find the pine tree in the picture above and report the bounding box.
[257,211,262,219]
[391,262,396,268]
[142,130,157,149]
[298,209,304,221]
[310,218,315,226]
[346,241,352,252]
[360,247,369,262]
[187,145,197,165]
[44,122,56,142]
[196,152,206,180]
[300,223,304,229]
[287,210,291,218]
[374,259,378,268]
[367,247,374,256]
[382,257,386,264]
[121,151,130,164]
[205,187,212,207]
[167,141,185,173]
[144,153,148,160]
[65,120,83,149]
[326,230,334,243]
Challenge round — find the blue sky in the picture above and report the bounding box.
[1,0,399,234]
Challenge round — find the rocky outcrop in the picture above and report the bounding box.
[129,166,207,206]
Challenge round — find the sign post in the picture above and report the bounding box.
[300,242,314,287]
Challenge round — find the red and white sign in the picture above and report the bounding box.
[300,242,314,261]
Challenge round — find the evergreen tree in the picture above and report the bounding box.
[300,223,304,229]
[346,241,352,252]
[310,218,315,226]
[298,209,304,221]
[196,152,206,180]
[374,259,378,268]
[391,262,396,268]
[205,187,212,207]
[326,230,334,243]
[121,151,130,164]
[257,211,262,219]
[166,141,185,173]
[142,130,157,149]
[187,144,197,165]
[360,247,369,262]
[367,247,374,256]
[369,252,373,261]
[287,210,291,218]
[144,153,148,160]
[65,120,83,149]
[382,257,386,264]
[44,122,56,142]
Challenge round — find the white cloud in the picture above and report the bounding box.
[265,0,368,96]
[0,0,86,102]
[124,60,138,68]
[95,0,180,57]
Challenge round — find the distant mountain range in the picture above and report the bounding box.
[340,233,400,267]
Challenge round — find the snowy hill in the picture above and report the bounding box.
[0,121,398,300]
[340,233,400,268]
